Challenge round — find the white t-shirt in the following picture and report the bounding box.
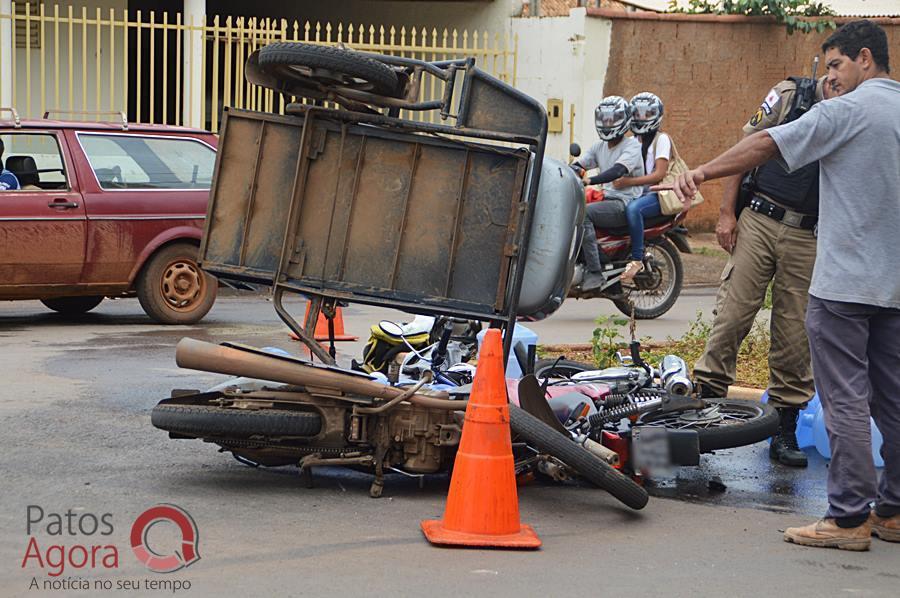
[645,132,672,176]
[578,136,645,202]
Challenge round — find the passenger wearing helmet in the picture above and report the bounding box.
[572,95,645,292]
[609,92,678,282]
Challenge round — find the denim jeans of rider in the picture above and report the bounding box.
[625,192,662,261]
[805,296,900,521]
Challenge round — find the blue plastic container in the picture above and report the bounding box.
[762,389,884,467]
[477,324,538,378]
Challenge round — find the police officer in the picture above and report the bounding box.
[693,75,830,468]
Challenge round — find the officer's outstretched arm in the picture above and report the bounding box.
[658,131,779,202]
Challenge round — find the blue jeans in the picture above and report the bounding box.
[626,192,661,261]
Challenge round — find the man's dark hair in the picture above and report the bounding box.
[0,138,4,159]
[823,20,890,74]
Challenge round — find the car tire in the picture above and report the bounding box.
[136,242,217,325]
[40,296,104,315]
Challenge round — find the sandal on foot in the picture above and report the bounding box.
[621,260,644,283]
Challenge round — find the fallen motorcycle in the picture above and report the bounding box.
[152,336,649,510]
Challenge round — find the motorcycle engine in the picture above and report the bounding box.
[383,402,462,473]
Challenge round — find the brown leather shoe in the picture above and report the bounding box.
[869,511,900,542]
[783,518,871,551]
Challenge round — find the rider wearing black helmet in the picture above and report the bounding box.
[572,95,645,292]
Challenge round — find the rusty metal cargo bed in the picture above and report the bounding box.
[198,61,547,362]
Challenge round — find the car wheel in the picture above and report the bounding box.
[40,296,104,315]
[136,242,217,324]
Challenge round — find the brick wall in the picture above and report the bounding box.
[594,11,900,230]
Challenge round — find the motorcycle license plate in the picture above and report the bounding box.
[632,426,672,476]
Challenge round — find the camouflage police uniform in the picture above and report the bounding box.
[694,80,819,414]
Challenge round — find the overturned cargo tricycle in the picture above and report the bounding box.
[151,43,649,509]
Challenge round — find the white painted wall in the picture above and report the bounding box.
[511,8,612,161]
[581,15,613,151]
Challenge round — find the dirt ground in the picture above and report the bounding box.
[682,231,729,286]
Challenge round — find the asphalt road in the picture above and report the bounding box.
[1,293,896,598]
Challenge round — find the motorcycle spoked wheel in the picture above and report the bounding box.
[636,399,779,452]
[509,404,649,510]
[614,238,683,320]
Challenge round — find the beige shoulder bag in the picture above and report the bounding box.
[652,134,705,216]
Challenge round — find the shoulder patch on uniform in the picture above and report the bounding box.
[749,109,764,127]
[761,88,780,115]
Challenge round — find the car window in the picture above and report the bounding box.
[0,132,68,190]
[77,133,215,190]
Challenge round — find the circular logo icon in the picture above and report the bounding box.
[130,504,200,573]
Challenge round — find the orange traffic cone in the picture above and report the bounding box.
[421,328,541,549]
[289,302,358,342]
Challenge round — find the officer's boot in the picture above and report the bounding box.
[769,407,808,468]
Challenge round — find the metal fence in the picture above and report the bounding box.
[0,3,517,132]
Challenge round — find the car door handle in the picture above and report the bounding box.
[48,200,79,209]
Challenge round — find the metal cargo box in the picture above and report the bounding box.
[198,59,550,362]
[201,107,529,318]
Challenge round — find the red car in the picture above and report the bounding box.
[0,114,218,324]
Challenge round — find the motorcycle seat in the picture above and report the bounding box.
[587,199,675,236]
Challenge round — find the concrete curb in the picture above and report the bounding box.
[726,386,765,401]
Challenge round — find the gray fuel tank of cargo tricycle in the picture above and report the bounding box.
[517,157,584,320]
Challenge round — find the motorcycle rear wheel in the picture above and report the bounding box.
[509,404,649,510]
[151,404,322,438]
[614,238,683,320]
[636,399,778,452]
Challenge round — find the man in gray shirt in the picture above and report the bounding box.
[666,20,899,550]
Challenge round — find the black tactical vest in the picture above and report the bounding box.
[751,78,819,215]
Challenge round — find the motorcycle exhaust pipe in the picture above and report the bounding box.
[660,354,693,397]
[175,338,463,409]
